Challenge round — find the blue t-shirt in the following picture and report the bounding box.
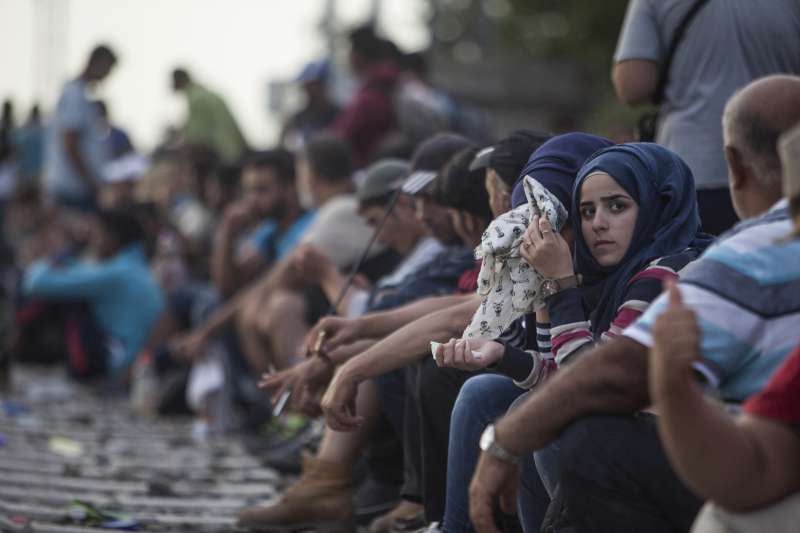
[624,200,800,401]
[247,210,317,263]
[23,244,164,373]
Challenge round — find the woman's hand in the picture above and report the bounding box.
[520,216,574,279]
[434,337,504,371]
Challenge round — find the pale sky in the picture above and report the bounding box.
[0,0,429,150]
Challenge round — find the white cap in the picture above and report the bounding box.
[103,153,149,184]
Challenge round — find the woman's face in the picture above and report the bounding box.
[578,172,639,267]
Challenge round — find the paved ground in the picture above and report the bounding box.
[0,366,285,532]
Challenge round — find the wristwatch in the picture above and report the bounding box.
[479,424,520,465]
[540,274,580,299]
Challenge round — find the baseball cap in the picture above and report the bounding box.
[357,159,410,203]
[401,133,473,195]
[470,129,552,188]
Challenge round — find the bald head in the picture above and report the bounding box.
[723,75,800,186]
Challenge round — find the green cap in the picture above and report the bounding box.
[357,159,410,203]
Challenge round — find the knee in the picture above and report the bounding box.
[558,415,628,484]
[262,289,305,325]
[236,294,261,331]
[453,374,512,418]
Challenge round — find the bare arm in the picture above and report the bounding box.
[321,297,480,430]
[357,293,479,339]
[342,297,480,379]
[494,336,651,455]
[308,293,479,355]
[211,202,266,298]
[658,386,800,511]
[612,59,659,107]
[62,130,98,193]
[174,259,296,356]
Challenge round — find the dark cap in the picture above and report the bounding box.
[402,133,473,195]
[471,129,552,188]
[357,159,410,203]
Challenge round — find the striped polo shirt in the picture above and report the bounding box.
[624,199,800,402]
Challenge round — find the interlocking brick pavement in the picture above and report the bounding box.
[0,367,285,532]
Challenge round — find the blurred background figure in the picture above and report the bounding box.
[280,59,340,152]
[94,99,134,159]
[12,104,45,192]
[332,25,400,168]
[171,67,249,165]
[613,0,800,235]
[43,44,117,212]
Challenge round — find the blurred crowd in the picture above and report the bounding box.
[3,3,800,533]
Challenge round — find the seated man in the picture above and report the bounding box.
[648,123,800,533]
[20,208,164,379]
[237,133,480,532]
[467,75,800,533]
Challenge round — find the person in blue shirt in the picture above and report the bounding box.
[22,209,164,379]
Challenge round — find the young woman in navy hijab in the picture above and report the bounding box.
[522,142,714,366]
[440,142,712,533]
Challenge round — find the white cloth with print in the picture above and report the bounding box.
[464,176,569,339]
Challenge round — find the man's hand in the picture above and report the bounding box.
[221,199,257,236]
[307,316,364,356]
[320,364,364,431]
[290,244,335,284]
[649,281,701,402]
[520,216,574,280]
[434,337,504,371]
[469,452,520,533]
[169,330,209,362]
[259,357,335,415]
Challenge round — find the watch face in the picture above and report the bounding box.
[541,279,558,298]
[480,424,495,451]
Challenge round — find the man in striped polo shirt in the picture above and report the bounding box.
[467,75,800,533]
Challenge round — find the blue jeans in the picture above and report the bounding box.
[558,414,703,533]
[442,374,549,532]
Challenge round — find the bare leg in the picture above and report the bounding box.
[317,379,382,463]
[236,290,273,377]
[258,288,308,371]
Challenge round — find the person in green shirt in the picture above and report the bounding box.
[171,68,248,164]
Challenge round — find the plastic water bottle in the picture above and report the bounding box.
[131,351,158,417]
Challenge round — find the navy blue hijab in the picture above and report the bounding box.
[572,143,714,335]
[511,133,615,210]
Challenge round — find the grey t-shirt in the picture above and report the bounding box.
[615,0,800,189]
[44,79,108,198]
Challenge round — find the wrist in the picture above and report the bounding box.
[493,418,527,458]
[480,423,522,465]
[654,365,696,401]
[341,358,366,384]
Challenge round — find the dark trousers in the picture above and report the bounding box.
[558,414,703,533]
[696,188,739,236]
[403,356,476,522]
[14,300,107,379]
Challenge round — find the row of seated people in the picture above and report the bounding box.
[13,74,800,533]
